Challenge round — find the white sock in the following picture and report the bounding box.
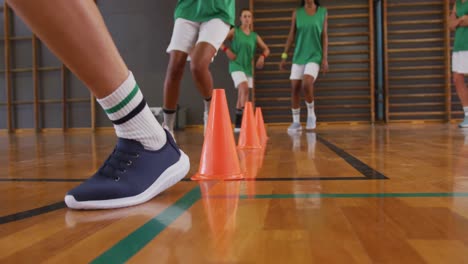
[97,71,166,150]
[292,108,300,123]
[306,101,315,118]
[464,106,468,117]
[204,97,211,115]
[163,109,176,132]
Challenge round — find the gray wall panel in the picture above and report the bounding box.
[3,0,250,129]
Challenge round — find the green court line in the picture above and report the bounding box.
[91,186,201,264]
[92,189,468,263]
[240,192,468,199]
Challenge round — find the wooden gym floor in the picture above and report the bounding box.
[1,124,468,263]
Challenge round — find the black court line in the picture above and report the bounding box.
[316,135,388,180]
[0,178,87,182]
[2,135,388,183]
[0,202,66,225]
[0,135,388,224]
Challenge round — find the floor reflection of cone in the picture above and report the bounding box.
[192,89,244,180]
[239,149,262,180]
[258,142,267,168]
[199,181,240,262]
[239,148,266,198]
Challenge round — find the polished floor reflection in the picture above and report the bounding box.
[1,124,468,263]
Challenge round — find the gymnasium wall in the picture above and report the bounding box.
[0,0,249,131]
[1,0,467,132]
[254,0,375,123]
[384,0,451,122]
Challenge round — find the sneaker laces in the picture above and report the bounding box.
[99,148,140,181]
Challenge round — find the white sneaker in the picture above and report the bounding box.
[306,114,317,130]
[287,122,302,133]
[459,116,468,128]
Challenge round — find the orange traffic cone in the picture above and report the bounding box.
[238,102,262,149]
[255,107,268,146]
[192,89,244,180]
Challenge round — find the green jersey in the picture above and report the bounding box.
[174,0,235,26]
[455,0,468,52]
[292,6,327,65]
[229,27,258,76]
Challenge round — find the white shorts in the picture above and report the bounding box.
[231,71,253,88]
[167,18,230,54]
[453,51,468,74]
[290,63,320,80]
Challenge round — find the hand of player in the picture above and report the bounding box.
[321,59,329,75]
[256,56,265,69]
[279,60,287,71]
[226,49,237,61]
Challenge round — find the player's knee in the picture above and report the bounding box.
[190,59,209,75]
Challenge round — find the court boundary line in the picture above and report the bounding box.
[0,135,388,225]
[0,135,388,183]
[0,202,66,225]
[92,189,468,263]
[90,186,201,264]
[316,135,388,179]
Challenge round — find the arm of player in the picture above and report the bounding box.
[280,10,297,71]
[321,12,329,74]
[450,4,462,30]
[220,28,237,60]
[255,35,270,69]
[459,15,468,27]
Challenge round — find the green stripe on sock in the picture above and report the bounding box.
[105,84,139,114]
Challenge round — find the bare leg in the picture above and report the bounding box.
[234,82,249,131]
[303,74,317,130]
[454,73,468,107]
[291,80,302,109]
[454,73,468,127]
[164,51,189,110]
[287,80,303,131]
[7,0,127,98]
[190,42,217,100]
[236,82,249,109]
[302,75,315,104]
[7,0,189,210]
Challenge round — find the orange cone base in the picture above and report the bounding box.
[237,145,262,150]
[191,172,244,181]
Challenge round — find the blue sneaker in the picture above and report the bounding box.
[459,116,468,128]
[65,130,190,210]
